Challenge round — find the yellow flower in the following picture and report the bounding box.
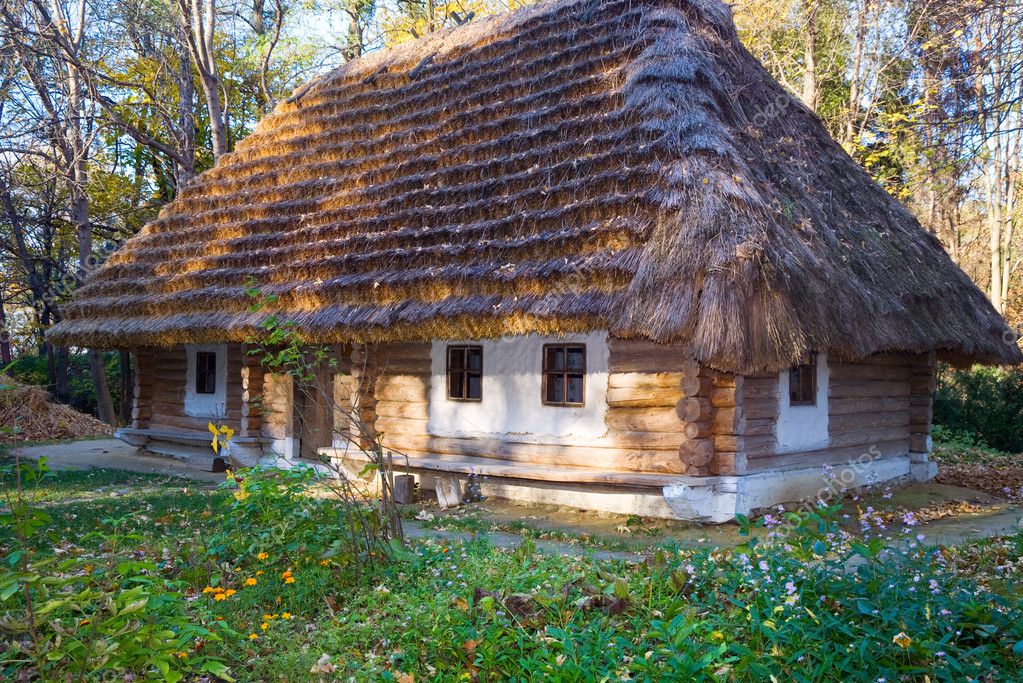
[320,560,329,566]
[257,552,268,560]
[224,589,237,597]
[202,586,214,594]
[261,622,269,630]
[284,576,295,584]
[248,633,258,640]
[256,570,264,575]
[214,593,227,601]
[893,632,913,649]
[79,618,90,626]
[281,612,292,620]
[177,651,188,658]
[244,578,258,586]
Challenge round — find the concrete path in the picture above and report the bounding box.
[12,438,1022,555]
[12,438,224,482]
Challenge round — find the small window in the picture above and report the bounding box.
[447,346,482,401]
[789,354,817,406]
[543,344,586,406]
[195,351,218,395]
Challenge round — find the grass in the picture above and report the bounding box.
[3,463,1023,681]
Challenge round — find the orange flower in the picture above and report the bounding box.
[244,578,258,586]
[248,633,258,640]
[79,618,90,626]
[214,593,227,602]
[281,570,293,579]
[224,589,237,597]
[257,552,268,560]
[284,576,295,584]
[202,586,214,594]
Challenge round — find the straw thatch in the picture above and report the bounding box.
[47,0,1021,374]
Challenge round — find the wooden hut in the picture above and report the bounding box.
[49,0,1021,521]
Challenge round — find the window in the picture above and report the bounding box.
[543,344,586,406]
[447,346,482,401]
[788,354,817,406]
[195,351,218,395]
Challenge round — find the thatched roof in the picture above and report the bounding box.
[48,0,1021,374]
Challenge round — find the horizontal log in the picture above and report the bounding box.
[375,401,430,420]
[607,339,689,373]
[385,433,684,473]
[605,407,681,433]
[713,434,744,453]
[829,397,908,416]
[711,373,743,390]
[743,378,779,400]
[679,376,714,399]
[829,410,910,433]
[745,439,909,473]
[607,386,681,407]
[828,364,911,381]
[679,359,702,377]
[743,396,779,420]
[711,407,745,434]
[743,416,776,437]
[375,382,430,403]
[828,380,911,399]
[827,426,909,449]
[608,372,684,390]
[375,417,429,437]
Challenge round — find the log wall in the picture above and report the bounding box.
[140,346,243,433]
[368,339,694,474]
[736,353,925,473]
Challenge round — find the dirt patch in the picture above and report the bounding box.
[0,378,112,444]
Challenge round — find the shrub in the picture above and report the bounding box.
[934,364,1023,453]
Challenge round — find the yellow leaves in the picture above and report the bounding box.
[893,632,913,649]
[209,422,234,454]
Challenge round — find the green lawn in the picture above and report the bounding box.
[2,462,1023,681]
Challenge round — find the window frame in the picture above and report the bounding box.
[788,354,817,406]
[445,345,483,402]
[194,351,218,395]
[542,343,587,407]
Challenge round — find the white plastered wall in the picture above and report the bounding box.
[183,344,227,419]
[428,332,609,441]
[775,352,830,453]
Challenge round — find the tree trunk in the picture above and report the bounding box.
[54,346,70,403]
[800,0,818,112]
[89,349,116,424]
[175,45,196,187]
[843,0,868,148]
[0,292,12,368]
